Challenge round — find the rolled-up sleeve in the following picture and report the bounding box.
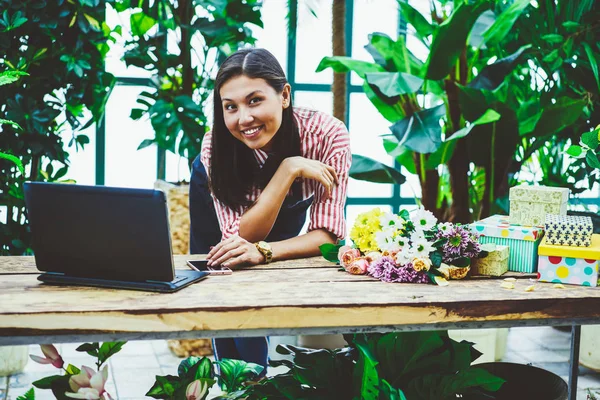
[200,131,245,240]
[307,120,351,240]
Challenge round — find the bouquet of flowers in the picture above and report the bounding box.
[323,207,482,285]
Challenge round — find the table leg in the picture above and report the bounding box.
[568,325,581,400]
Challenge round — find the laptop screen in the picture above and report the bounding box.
[24,182,175,282]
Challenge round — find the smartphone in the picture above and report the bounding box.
[186,260,232,275]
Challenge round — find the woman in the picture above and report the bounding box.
[189,48,351,373]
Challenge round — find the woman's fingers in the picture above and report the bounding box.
[211,246,246,267]
[207,236,240,264]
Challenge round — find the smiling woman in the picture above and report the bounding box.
[188,48,351,373]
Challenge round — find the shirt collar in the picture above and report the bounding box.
[253,148,269,167]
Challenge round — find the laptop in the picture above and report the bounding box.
[23,182,209,292]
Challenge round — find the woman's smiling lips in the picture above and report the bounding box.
[241,125,264,139]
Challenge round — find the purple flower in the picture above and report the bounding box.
[382,262,430,284]
[368,256,395,279]
[436,225,481,262]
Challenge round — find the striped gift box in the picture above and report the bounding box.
[469,215,544,273]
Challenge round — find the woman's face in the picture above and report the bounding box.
[220,75,291,152]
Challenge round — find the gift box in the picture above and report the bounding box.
[538,234,600,286]
[471,245,509,276]
[544,214,593,247]
[509,185,570,227]
[470,215,544,273]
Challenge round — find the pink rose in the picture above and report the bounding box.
[340,248,361,269]
[346,258,369,275]
[337,245,352,263]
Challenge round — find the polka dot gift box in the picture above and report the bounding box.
[469,215,544,273]
[538,234,600,287]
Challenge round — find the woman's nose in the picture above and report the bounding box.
[239,108,254,125]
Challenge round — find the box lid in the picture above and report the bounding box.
[481,244,509,261]
[509,185,570,204]
[545,214,593,235]
[470,215,544,242]
[538,234,600,259]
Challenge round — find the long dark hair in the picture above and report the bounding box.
[209,48,301,209]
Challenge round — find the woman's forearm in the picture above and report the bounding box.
[270,228,337,262]
[238,161,296,242]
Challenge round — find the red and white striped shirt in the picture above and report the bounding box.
[200,107,351,241]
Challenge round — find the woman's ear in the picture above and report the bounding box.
[281,84,292,109]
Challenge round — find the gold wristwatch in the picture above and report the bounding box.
[255,241,273,264]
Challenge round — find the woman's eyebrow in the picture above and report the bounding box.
[222,90,264,102]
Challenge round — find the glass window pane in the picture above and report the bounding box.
[347,93,393,198]
[253,0,288,73]
[105,7,154,79]
[294,91,333,115]
[351,0,399,85]
[165,151,192,184]
[400,166,422,199]
[295,0,333,84]
[59,117,96,186]
[104,85,157,188]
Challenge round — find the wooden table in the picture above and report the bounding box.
[1,255,598,399]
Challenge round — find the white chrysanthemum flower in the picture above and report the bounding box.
[411,238,435,258]
[438,222,454,233]
[395,247,415,266]
[411,206,437,231]
[394,235,408,249]
[380,213,405,231]
[375,230,401,252]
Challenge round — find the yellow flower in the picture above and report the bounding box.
[350,208,384,253]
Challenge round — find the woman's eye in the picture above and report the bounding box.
[249,97,262,105]
[224,104,236,111]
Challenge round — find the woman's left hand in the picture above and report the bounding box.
[206,235,265,269]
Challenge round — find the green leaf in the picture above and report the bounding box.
[530,97,586,138]
[541,33,564,43]
[562,21,581,31]
[581,128,600,150]
[446,109,501,141]
[0,118,22,130]
[451,257,471,268]
[350,154,406,184]
[0,152,25,175]
[379,379,407,400]
[398,1,434,39]
[316,56,385,79]
[517,99,542,135]
[583,42,600,95]
[367,33,423,75]
[146,375,181,399]
[586,151,600,170]
[469,45,530,90]
[32,375,64,389]
[354,341,379,400]
[137,138,155,150]
[363,81,404,123]
[65,364,81,375]
[566,145,584,158]
[426,2,489,80]
[75,342,99,357]
[482,0,531,46]
[319,243,342,263]
[0,70,28,86]
[389,104,447,154]
[216,358,263,392]
[98,341,126,364]
[16,388,35,400]
[365,72,424,98]
[130,11,157,36]
[383,137,417,174]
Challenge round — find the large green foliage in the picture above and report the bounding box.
[318,0,600,222]
[0,0,117,255]
[117,0,263,172]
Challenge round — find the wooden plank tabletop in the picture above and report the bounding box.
[1,255,599,345]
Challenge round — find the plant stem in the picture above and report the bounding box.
[420,153,427,185]
[489,122,496,211]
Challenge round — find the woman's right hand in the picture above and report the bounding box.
[281,156,338,199]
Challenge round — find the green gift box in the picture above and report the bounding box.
[469,215,544,273]
[509,185,570,227]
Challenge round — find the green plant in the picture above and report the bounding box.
[0,0,117,255]
[25,342,126,399]
[317,0,599,222]
[146,356,263,400]
[113,0,263,174]
[0,70,27,176]
[241,331,504,400]
[567,125,600,172]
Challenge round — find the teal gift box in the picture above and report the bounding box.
[469,215,544,273]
